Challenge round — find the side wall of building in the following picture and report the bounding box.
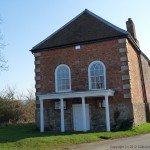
[140,55,150,102]
[127,41,146,125]
[140,55,150,121]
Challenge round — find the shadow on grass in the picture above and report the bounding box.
[0,123,93,143]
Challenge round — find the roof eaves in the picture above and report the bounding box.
[85,9,128,35]
[31,9,88,50]
[127,34,150,63]
[31,34,127,53]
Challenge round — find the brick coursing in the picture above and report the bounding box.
[34,38,149,131]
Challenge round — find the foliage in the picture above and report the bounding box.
[0,123,150,150]
[0,86,35,125]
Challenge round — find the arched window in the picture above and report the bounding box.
[88,61,106,90]
[55,64,71,92]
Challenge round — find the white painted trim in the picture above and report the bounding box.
[55,64,71,93]
[88,60,106,90]
[75,45,81,50]
[37,89,115,100]
[105,95,110,131]
[60,98,65,132]
[82,97,87,132]
[38,90,114,133]
[73,104,90,131]
[40,99,44,132]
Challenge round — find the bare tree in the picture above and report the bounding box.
[0,16,8,71]
[0,86,35,125]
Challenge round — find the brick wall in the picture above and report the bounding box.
[141,55,150,103]
[34,37,149,130]
[127,41,146,124]
[127,42,144,102]
[34,39,132,104]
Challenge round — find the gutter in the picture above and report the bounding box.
[30,34,128,53]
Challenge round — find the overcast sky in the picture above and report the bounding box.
[0,0,150,94]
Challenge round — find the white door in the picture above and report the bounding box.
[73,104,90,131]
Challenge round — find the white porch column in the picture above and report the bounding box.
[105,95,111,131]
[40,99,44,132]
[60,98,65,132]
[82,97,87,132]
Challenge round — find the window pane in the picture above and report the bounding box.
[56,65,71,92]
[91,83,96,89]
[95,69,100,76]
[89,62,105,89]
[91,77,95,82]
[100,69,104,75]
[90,70,94,76]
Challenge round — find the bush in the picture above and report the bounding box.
[0,86,35,125]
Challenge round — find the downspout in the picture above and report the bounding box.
[137,53,149,122]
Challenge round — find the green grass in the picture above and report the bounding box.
[0,123,150,150]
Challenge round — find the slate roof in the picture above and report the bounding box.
[31,9,129,51]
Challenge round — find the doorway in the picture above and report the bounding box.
[73,104,90,131]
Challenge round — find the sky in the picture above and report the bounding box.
[0,0,150,94]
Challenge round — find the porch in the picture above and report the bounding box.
[37,89,115,132]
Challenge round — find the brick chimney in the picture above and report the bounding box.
[126,18,139,47]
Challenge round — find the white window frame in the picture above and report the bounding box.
[55,64,71,92]
[88,60,106,90]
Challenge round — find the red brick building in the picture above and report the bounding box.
[31,9,150,132]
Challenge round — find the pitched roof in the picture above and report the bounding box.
[31,9,128,51]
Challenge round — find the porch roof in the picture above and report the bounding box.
[37,89,115,100]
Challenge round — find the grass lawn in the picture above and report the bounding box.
[0,123,150,150]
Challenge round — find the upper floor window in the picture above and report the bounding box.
[88,61,106,90]
[55,64,71,92]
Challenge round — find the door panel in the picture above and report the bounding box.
[73,104,90,131]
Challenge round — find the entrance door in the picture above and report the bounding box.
[73,104,90,131]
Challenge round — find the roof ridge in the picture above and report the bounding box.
[32,9,128,50]
[32,10,86,50]
[85,9,128,35]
